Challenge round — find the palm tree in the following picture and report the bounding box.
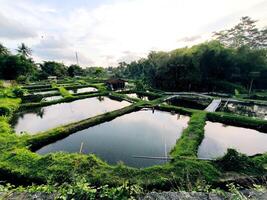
[17,43,32,57]
[0,43,10,55]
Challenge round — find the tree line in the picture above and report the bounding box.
[109,17,267,92]
[1,16,266,93]
[0,43,107,82]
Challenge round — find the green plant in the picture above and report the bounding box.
[12,86,27,98]
[0,106,11,116]
[216,149,264,173]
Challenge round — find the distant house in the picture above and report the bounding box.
[105,78,126,90]
[48,76,57,81]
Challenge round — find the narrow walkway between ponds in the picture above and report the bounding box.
[205,99,221,112]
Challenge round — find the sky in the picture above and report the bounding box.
[0,0,266,68]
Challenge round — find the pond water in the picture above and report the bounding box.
[33,90,58,95]
[69,87,98,94]
[41,96,63,102]
[14,97,130,134]
[166,98,209,110]
[37,109,190,168]
[223,103,267,120]
[126,93,155,101]
[198,121,267,159]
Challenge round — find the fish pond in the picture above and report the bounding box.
[14,97,130,134]
[41,95,63,102]
[68,87,98,94]
[222,103,267,120]
[33,90,58,95]
[37,109,190,168]
[126,93,156,101]
[165,97,209,110]
[198,121,267,159]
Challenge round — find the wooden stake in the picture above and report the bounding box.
[79,142,84,154]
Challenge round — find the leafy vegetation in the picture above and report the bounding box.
[171,112,206,158]
[0,15,266,198]
[58,87,72,98]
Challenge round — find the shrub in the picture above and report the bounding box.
[0,106,11,116]
[211,81,247,94]
[215,149,263,173]
[12,87,26,98]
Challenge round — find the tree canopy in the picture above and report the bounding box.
[213,16,267,49]
[17,43,32,57]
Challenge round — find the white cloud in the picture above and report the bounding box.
[0,0,266,67]
[0,12,37,39]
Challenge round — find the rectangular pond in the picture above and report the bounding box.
[198,121,267,159]
[14,97,130,134]
[165,97,209,110]
[37,109,190,168]
[126,93,155,101]
[69,87,98,94]
[223,103,267,120]
[41,95,63,102]
[33,90,58,95]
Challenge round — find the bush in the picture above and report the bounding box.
[0,106,11,116]
[12,87,26,98]
[0,80,3,88]
[211,81,247,94]
[216,149,263,173]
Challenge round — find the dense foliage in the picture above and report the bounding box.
[108,17,267,92]
[1,17,266,94]
[109,41,267,92]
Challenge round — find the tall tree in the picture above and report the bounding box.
[213,16,267,49]
[68,65,83,77]
[17,43,32,57]
[0,43,10,55]
[0,55,36,80]
[40,61,68,78]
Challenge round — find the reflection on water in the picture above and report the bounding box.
[166,98,208,110]
[41,96,63,102]
[198,121,267,159]
[14,97,130,134]
[224,103,267,120]
[33,90,58,95]
[69,87,97,94]
[126,93,154,101]
[37,109,190,168]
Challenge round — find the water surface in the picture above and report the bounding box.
[69,87,98,94]
[33,90,58,95]
[223,103,267,120]
[126,93,155,101]
[14,97,130,134]
[198,121,267,159]
[37,109,189,167]
[41,96,63,102]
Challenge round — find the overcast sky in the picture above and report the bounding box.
[0,0,266,67]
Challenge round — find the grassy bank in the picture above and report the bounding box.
[58,86,72,98]
[207,112,267,133]
[0,83,266,196]
[27,104,141,151]
[18,92,108,110]
[171,112,206,158]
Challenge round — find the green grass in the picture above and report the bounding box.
[58,87,72,98]
[207,112,267,132]
[19,92,108,110]
[170,112,206,158]
[0,82,266,195]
